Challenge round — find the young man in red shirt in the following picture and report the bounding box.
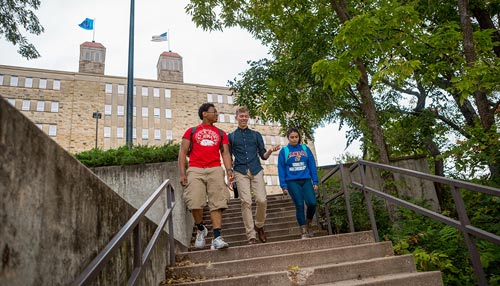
[178,103,234,250]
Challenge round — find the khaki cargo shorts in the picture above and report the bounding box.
[182,166,229,211]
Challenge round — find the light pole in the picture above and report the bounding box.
[92,110,102,149]
[126,0,135,149]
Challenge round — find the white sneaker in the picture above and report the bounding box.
[211,236,229,250]
[194,225,208,249]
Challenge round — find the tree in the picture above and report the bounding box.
[0,0,44,59]
[186,0,500,184]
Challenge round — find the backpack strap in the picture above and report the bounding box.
[187,126,197,156]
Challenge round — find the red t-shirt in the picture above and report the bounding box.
[182,124,229,168]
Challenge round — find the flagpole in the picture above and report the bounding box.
[168,29,171,52]
[92,18,96,42]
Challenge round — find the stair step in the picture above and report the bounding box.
[178,231,375,263]
[203,205,296,219]
[166,255,429,286]
[170,194,443,286]
[312,271,443,285]
[170,241,394,279]
[204,210,296,224]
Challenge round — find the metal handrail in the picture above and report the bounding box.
[320,160,500,286]
[71,179,177,286]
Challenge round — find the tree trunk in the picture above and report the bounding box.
[330,0,396,220]
[458,0,499,181]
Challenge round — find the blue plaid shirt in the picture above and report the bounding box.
[229,127,267,175]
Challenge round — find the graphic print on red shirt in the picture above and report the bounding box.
[182,124,228,168]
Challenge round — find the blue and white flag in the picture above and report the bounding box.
[79,18,94,30]
[151,32,168,42]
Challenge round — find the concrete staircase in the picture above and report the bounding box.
[165,194,443,285]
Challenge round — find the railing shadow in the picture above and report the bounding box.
[320,160,500,286]
[71,179,176,286]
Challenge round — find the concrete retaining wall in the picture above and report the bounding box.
[92,163,193,247]
[0,96,168,285]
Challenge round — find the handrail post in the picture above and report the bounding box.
[450,186,487,285]
[133,224,142,268]
[167,184,176,266]
[359,162,379,242]
[340,165,355,233]
[321,180,333,235]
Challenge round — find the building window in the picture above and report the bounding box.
[142,107,148,117]
[154,129,161,140]
[118,84,125,94]
[51,102,59,112]
[153,88,160,97]
[271,136,276,145]
[154,108,160,118]
[104,127,111,138]
[105,83,113,94]
[280,137,285,145]
[104,104,112,115]
[218,114,225,122]
[133,106,136,117]
[39,79,47,89]
[10,76,18,87]
[229,115,235,123]
[274,155,279,165]
[117,127,124,138]
[165,109,172,118]
[262,136,266,145]
[22,100,30,110]
[165,88,171,98]
[133,86,137,95]
[7,98,15,106]
[0,75,3,85]
[117,105,124,116]
[217,94,223,103]
[249,118,255,125]
[53,80,61,90]
[207,93,213,102]
[228,95,233,104]
[142,129,149,139]
[36,101,45,112]
[166,130,173,141]
[133,128,137,139]
[48,125,57,137]
[25,78,33,88]
[141,87,148,96]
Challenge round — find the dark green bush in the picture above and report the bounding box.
[74,143,180,167]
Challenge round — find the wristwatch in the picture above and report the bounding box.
[228,167,234,172]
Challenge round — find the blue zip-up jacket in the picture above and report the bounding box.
[277,143,319,190]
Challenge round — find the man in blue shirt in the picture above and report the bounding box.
[229,107,281,244]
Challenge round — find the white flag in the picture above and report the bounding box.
[151,32,168,42]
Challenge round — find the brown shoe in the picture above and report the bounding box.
[255,225,267,243]
[248,238,257,245]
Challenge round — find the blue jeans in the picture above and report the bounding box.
[286,179,316,226]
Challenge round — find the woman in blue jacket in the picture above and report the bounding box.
[278,128,319,239]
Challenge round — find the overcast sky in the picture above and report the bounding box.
[0,0,361,166]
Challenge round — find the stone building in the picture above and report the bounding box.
[0,41,317,194]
